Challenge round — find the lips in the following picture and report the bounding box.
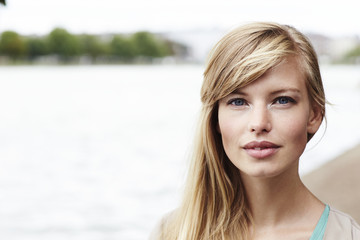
[243,141,280,159]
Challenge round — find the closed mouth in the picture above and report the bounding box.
[243,141,280,159]
[244,141,280,150]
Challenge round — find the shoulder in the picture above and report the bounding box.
[149,210,176,240]
[324,206,360,240]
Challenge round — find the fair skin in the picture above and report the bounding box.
[218,57,324,239]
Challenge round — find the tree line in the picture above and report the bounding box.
[0,28,188,64]
[342,45,360,64]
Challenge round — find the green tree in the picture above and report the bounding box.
[78,34,108,61]
[131,31,165,58]
[25,36,49,59]
[47,28,81,61]
[0,31,26,60]
[338,44,360,64]
[110,35,136,60]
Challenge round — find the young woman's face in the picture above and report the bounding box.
[217,57,322,178]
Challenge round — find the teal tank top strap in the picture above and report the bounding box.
[309,204,330,240]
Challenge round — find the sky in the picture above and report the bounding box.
[0,0,359,37]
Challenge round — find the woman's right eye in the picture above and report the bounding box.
[228,98,246,106]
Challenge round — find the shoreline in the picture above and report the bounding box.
[302,143,360,223]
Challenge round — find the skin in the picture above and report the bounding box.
[218,57,325,239]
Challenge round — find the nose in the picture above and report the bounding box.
[248,105,272,133]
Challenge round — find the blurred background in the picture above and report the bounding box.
[0,0,359,239]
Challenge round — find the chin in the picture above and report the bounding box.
[239,162,291,179]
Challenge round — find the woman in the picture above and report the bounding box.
[150,22,360,239]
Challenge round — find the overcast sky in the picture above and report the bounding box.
[0,0,359,37]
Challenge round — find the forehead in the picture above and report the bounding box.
[237,57,307,94]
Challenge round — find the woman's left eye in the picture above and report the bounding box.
[275,96,295,105]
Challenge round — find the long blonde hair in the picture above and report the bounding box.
[160,22,326,240]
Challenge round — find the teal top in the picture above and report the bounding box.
[309,204,330,240]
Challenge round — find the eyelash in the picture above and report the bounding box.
[227,96,296,106]
[227,98,246,106]
[273,96,296,105]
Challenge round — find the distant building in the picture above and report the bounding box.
[306,33,360,63]
[164,28,226,63]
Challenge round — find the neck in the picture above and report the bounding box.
[241,163,320,227]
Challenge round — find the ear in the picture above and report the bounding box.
[307,104,323,135]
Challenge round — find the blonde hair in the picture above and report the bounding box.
[160,22,326,240]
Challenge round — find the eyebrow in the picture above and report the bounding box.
[269,88,301,95]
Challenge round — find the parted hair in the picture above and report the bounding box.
[158,22,326,240]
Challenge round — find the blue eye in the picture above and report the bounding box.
[276,96,294,104]
[230,98,245,106]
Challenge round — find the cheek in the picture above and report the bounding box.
[218,117,234,144]
[218,112,245,152]
[278,114,309,144]
[219,125,239,165]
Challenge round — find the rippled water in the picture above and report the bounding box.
[0,65,359,239]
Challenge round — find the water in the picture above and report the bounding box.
[0,65,359,239]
